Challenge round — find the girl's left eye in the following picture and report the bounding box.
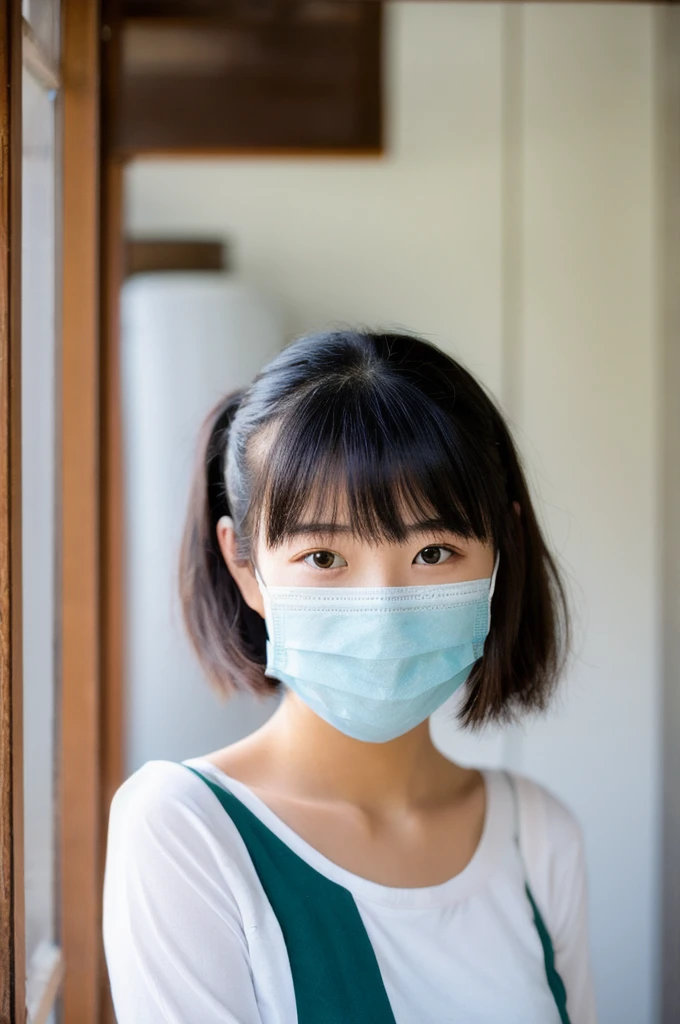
[413,546,454,566]
[302,550,348,570]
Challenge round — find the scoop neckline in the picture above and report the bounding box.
[180,755,511,908]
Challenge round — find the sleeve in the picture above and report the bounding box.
[102,764,264,1024]
[537,783,599,1024]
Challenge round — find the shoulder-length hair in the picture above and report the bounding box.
[178,328,572,729]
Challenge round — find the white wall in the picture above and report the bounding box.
[513,9,660,1024]
[125,4,661,1021]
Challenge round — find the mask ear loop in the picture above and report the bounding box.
[252,565,272,649]
[246,548,268,607]
[488,549,500,616]
[251,562,271,628]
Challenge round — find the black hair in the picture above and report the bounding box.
[179,328,571,729]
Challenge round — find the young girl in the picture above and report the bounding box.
[103,329,597,1023]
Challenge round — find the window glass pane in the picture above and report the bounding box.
[22,63,59,1021]
[22,0,60,66]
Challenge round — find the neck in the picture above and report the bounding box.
[258,691,465,813]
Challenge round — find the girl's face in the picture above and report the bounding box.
[217,497,500,620]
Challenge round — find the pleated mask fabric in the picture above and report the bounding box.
[255,550,500,743]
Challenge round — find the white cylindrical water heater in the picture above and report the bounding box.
[120,271,283,776]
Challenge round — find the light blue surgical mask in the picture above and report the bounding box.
[254,550,500,744]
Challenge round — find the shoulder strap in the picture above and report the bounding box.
[183,764,397,1024]
[503,769,571,1024]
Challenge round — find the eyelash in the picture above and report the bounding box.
[300,546,459,570]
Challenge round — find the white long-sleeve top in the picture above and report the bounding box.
[102,756,598,1024]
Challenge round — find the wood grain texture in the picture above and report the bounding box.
[60,0,102,1020]
[99,158,125,1024]
[0,1,25,1021]
[99,5,125,1019]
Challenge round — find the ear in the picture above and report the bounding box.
[512,501,521,517]
[216,516,265,618]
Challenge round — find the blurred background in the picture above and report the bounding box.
[10,2,679,1023]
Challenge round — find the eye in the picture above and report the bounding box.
[413,546,455,566]
[302,550,348,570]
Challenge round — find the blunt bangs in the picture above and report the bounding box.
[251,368,504,551]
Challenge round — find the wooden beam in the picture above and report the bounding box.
[0,0,25,1021]
[125,238,226,275]
[111,5,383,156]
[60,0,102,1020]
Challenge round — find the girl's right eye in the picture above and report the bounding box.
[302,550,348,570]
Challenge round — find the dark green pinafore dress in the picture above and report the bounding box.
[182,764,571,1024]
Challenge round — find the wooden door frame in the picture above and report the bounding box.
[0,0,25,1021]
[98,4,125,1017]
[60,1,103,1022]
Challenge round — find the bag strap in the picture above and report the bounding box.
[502,769,571,1024]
